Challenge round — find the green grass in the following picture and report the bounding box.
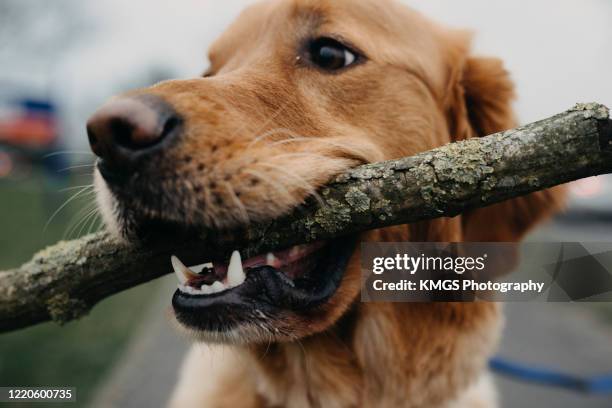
[0,169,161,407]
[0,281,162,407]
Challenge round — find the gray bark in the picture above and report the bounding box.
[0,103,610,333]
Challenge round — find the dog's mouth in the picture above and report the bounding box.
[171,236,357,334]
[96,161,359,337]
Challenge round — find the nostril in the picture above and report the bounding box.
[110,118,139,150]
[161,116,180,140]
[108,107,180,151]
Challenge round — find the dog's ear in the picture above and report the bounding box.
[444,38,566,242]
[442,31,516,142]
[446,56,516,141]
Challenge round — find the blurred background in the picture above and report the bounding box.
[0,0,610,407]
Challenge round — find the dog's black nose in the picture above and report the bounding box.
[87,95,181,174]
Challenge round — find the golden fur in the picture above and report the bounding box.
[93,0,565,406]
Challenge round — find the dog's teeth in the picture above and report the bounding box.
[211,281,227,293]
[171,255,198,284]
[266,252,276,265]
[178,284,197,295]
[227,250,246,288]
[199,281,227,295]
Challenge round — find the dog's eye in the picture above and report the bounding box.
[308,37,358,71]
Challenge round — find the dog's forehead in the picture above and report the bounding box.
[206,0,452,93]
[207,0,432,59]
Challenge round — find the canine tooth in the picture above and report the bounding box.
[199,285,214,295]
[266,253,277,265]
[171,255,198,284]
[227,250,246,287]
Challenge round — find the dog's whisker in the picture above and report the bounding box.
[240,103,290,145]
[267,136,316,148]
[250,128,321,148]
[278,133,380,165]
[77,207,100,238]
[242,168,295,206]
[45,185,95,232]
[57,163,96,173]
[295,338,313,375]
[58,184,95,193]
[84,209,102,236]
[266,152,331,161]
[254,162,325,208]
[63,200,98,239]
[257,334,274,362]
[43,150,94,159]
[273,136,370,157]
[254,161,316,187]
[249,128,357,154]
[73,209,98,239]
[248,127,301,149]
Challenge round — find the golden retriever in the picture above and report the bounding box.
[87,0,565,406]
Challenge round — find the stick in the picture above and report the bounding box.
[1,103,610,333]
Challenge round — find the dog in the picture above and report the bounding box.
[87,0,565,406]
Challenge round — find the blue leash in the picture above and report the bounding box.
[490,357,612,394]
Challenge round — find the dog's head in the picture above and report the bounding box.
[88,0,556,343]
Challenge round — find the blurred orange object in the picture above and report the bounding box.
[0,116,56,147]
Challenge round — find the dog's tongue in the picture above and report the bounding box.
[213,242,325,279]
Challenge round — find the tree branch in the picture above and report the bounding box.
[1,103,610,333]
